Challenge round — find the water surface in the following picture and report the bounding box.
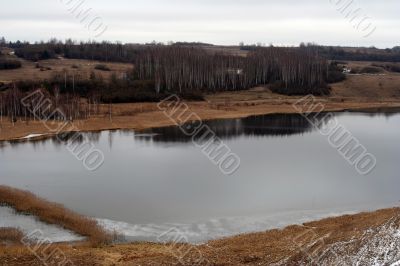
[1,112,399,242]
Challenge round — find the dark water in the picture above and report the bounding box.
[1,112,400,242]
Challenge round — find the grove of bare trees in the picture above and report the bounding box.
[0,86,100,125]
[135,46,329,95]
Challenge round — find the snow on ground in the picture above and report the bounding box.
[96,209,360,244]
[0,206,85,243]
[290,214,400,265]
[19,133,46,139]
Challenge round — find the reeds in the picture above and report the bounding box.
[0,186,111,246]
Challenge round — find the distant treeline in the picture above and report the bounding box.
[240,44,400,62]
[7,39,400,63]
[8,40,215,62]
[10,40,144,62]
[318,46,400,62]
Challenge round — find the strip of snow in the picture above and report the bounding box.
[282,214,400,265]
[96,209,359,244]
[0,206,85,243]
[19,133,47,139]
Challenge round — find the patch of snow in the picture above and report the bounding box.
[315,215,400,265]
[0,206,85,243]
[19,133,46,139]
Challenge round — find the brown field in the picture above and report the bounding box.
[0,205,399,265]
[201,45,249,57]
[0,55,133,83]
[330,61,400,98]
[0,186,111,246]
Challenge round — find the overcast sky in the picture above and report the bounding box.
[1,0,398,48]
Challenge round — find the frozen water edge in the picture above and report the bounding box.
[96,208,364,244]
[96,207,400,264]
[0,206,85,243]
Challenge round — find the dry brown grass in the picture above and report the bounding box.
[0,228,23,245]
[0,57,132,83]
[330,62,400,99]
[1,208,399,265]
[0,186,111,246]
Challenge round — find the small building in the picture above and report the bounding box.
[342,67,352,74]
[227,68,243,75]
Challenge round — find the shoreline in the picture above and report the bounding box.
[1,204,399,265]
[1,97,400,142]
[95,203,399,244]
[1,185,398,246]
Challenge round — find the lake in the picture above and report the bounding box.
[1,111,399,243]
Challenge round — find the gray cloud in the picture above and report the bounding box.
[0,0,398,47]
